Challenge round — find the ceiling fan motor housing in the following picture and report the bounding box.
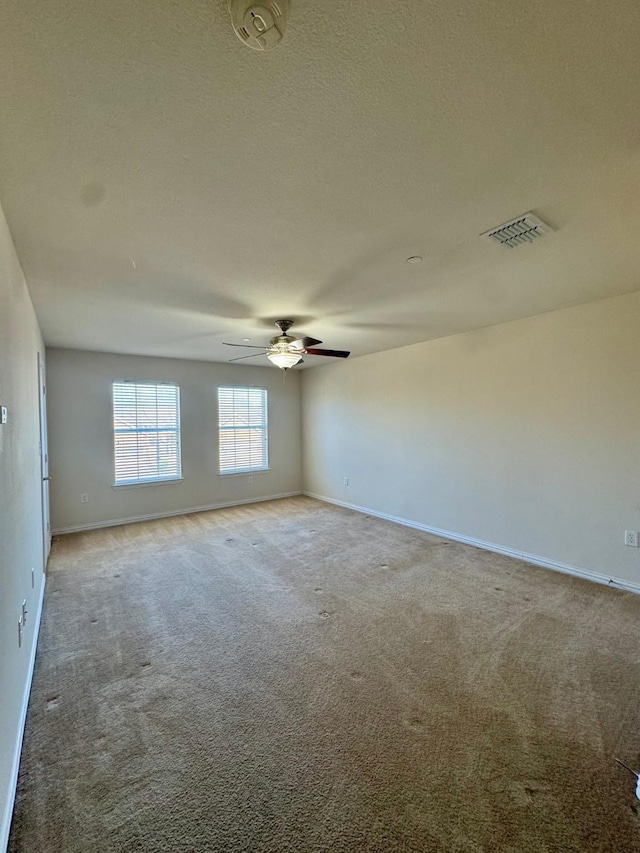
[270,319,298,348]
[270,335,295,347]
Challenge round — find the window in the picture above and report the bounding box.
[113,381,182,485]
[218,386,268,475]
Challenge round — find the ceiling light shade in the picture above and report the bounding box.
[267,350,302,369]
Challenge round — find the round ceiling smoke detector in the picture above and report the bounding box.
[230,0,290,51]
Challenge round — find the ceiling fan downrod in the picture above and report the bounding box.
[275,319,294,336]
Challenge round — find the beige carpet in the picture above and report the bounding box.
[9,496,640,852]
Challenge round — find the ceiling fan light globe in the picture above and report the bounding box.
[267,351,302,369]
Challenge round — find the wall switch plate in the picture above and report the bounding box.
[80,493,89,504]
[248,476,254,483]
[625,530,639,547]
[343,477,349,486]
[18,615,23,648]
[0,406,7,424]
[22,599,28,624]
[31,567,35,588]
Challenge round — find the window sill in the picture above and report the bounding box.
[218,469,270,478]
[112,478,184,490]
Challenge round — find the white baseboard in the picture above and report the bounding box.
[52,491,303,536]
[1,575,46,853]
[304,492,640,596]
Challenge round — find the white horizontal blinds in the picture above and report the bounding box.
[113,381,181,485]
[218,386,268,474]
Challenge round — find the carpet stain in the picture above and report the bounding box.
[405,716,425,733]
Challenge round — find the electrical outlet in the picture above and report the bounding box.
[248,476,254,484]
[625,530,639,548]
[0,406,7,424]
[80,493,89,504]
[343,477,349,486]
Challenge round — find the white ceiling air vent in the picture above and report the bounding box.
[230,0,289,51]
[481,212,554,249]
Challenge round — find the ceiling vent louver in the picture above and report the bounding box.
[481,212,553,249]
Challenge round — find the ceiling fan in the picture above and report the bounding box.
[223,320,350,369]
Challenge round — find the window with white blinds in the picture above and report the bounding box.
[113,381,182,485]
[218,386,268,475]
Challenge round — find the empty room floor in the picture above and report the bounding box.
[9,497,640,852]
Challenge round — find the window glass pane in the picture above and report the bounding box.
[218,387,268,474]
[113,382,182,484]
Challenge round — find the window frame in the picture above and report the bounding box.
[217,385,269,476]
[112,380,183,487]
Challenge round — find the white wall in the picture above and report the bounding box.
[0,203,46,850]
[302,292,640,588]
[46,349,302,532]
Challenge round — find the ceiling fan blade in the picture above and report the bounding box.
[305,348,350,358]
[291,336,322,349]
[223,342,267,349]
[229,353,266,362]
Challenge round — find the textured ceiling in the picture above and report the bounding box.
[1,0,639,367]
